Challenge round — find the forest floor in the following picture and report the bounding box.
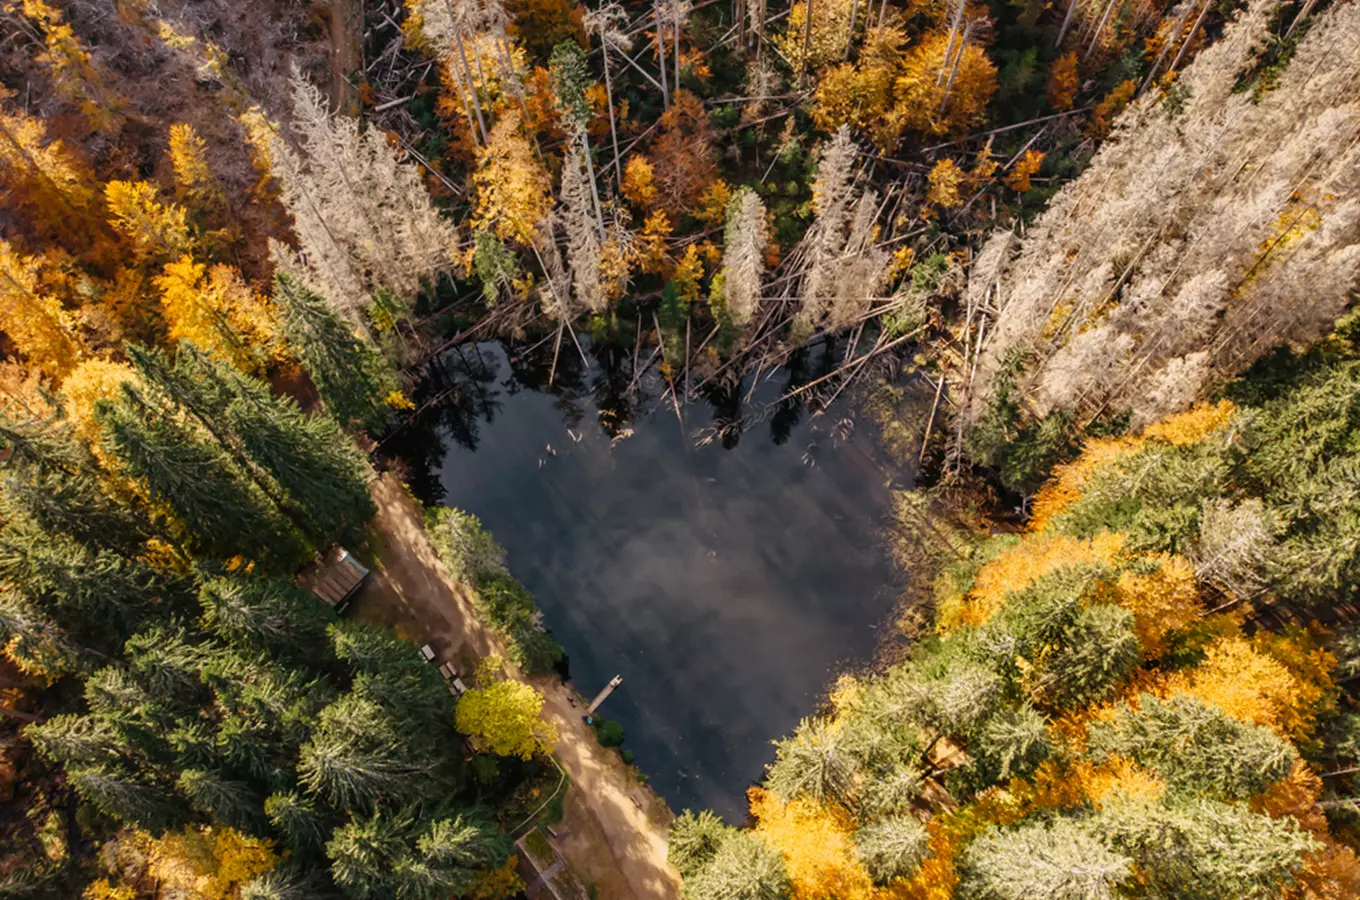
[350,473,683,900]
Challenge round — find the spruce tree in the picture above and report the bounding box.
[273,274,399,432]
[265,791,329,854]
[298,692,434,810]
[765,717,856,805]
[95,384,306,570]
[668,810,734,879]
[178,767,264,832]
[68,765,182,831]
[417,814,510,886]
[1095,798,1316,900]
[1087,694,1296,800]
[854,816,929,885]
[131,342,376,549]
[199,573,336,662]
[683,831,791,900]
[957,818,1131,900]
[223,387,376,549]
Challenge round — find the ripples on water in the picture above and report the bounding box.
[382,339,911,821]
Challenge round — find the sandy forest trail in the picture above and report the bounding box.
[358,473,683,900]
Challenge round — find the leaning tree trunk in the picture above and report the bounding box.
[601,43,624,191]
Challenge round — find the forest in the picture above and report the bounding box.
[0,0,1356,897]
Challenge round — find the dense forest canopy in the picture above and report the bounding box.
[0,0,1356,896]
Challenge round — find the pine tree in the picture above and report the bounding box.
[0,525,160,645]
[272,274,400,432]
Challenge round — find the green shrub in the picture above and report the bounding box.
[594,719,624,747]
[426,506,507,584]
[471,574,564,675]
[427,508,564,675]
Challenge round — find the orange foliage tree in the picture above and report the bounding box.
[1046,52,1079,111]
[647,90,717,219]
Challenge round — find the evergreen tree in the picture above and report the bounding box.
[0,526,161,644]
[273,274,399,432]
[298,692,434,810]
[26,713,120,768]
[765,717,856,805]
[416,814,511,886]
[683,831,791,900]
[1025,604,1139,710]
[130,342,375,549]
[224,387,375,549]
[976,703,1050,782]
[68,765,183,831]
[178,768,264,832]
[199,573,336,662]
[853,816,929,885]
[265,791,329,854]
[95,383,306,569]
[1095,798,1316,900]
[668,810,733,879]
[326,809,416,900]
[1087,694,1296,800]
[957,817,1131,900]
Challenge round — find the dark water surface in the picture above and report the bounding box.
[388,341,905,821]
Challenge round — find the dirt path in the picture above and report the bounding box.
[355,474,683,900]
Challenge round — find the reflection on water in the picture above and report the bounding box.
[382,339,909,821]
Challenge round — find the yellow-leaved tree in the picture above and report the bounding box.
[749,787,880,900]
[154,257,277,372]
[473,111,553,247]
[142,827,278,900]
[895,31,997,137]
[105,181,196,262]
[168,123,225,210]
[455,657,558,759]
[0,239,81,379]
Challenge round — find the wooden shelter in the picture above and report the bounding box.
[301,547,370,614]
